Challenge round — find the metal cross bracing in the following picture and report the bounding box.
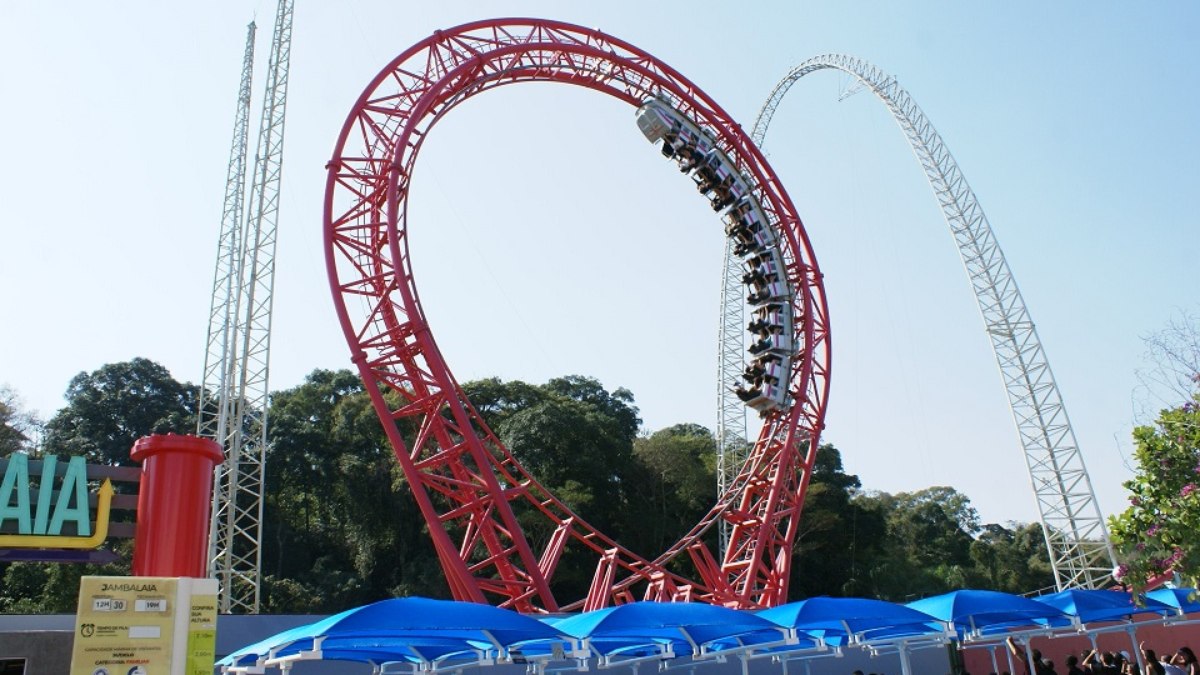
[715,234,749,557]
[198,20,256,610]
[200,0,294,615]
[746,53,1116,590]
[198,21,254,452]
[323,19,832,612]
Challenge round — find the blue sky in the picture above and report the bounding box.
[0,2,1195,527]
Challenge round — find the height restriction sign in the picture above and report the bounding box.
[70,576,217,675]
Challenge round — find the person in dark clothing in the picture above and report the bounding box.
[1141,645,1167,675]
[1172,647,1198,675]
[1007,637,1052,675]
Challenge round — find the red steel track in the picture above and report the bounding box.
[322,18,831,612]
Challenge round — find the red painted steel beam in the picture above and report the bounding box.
[323,18,831,612]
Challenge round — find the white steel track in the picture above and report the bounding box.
[722,54,1116,589]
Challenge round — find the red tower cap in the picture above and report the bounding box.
[130,433,223,464]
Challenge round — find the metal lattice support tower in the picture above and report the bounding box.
[203,0,294,614]
[198,21,255,449]
[199,21,255,606]
[746,54,1117,589]
[715,236,748,557]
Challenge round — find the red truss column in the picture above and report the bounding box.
[323,18,831,612]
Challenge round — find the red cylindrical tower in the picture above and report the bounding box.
[130,434,223,578]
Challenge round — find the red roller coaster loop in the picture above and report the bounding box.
[322,18,831,612]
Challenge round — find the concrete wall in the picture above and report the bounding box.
[0,632,73,675]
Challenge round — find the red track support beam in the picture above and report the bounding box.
[323,18,831,612]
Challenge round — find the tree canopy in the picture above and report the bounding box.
[42,358,196,465]
[624,423,719,558]
[260,368,443,609]
[1109,394,1200,591]
[789,444,886,598]
[1110,312,1200,593]
[0,386,40,458]
[2,359,1063,613]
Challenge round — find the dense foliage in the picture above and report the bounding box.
[0,386,40,457]
[1109,393,1200,592]
[2,359,1057,613]
[42,358,197,466]
[1110,311,1200,592]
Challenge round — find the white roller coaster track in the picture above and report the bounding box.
[716,53,1116,590]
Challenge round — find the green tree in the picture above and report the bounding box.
[479,375,640,537]
[1,362,177,613]
[856,486,981,600]
[263,369,442,612]
[1109,394,1200,592]
[0,560,128,613]
[969,522,1054,594]
[461,377,546,429]
[887,486,979,568]
[0,386,40,457]
[465,375,641,601]
[789,444,887,599]
[260,372,646,610]
[624,423,718,558]
[1110,310,1200,592]
[43,358,196,465]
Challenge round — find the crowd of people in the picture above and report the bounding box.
[844,643,1198,675]
[1002,637,1199,675]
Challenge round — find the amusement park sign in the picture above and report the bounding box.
[0,454,112,549]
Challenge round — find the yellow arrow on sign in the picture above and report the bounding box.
[0,479,113,549]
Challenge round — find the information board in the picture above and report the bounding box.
[70,577,218,675]
[185,591,217,675]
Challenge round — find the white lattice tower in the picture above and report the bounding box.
[199,21,254,450]
[199,20,255,608]
[715,235,749,557]
[201,0,294,614]
[738,54,1116,589]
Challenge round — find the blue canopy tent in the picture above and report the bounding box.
[954,589,1178,674]
[218,597,570,673]
[907,589,1070,638]
[908,589,1071,674]
[222,630,492,674]
[550,601,792,670]
[219,590,1200,675]
[1033,588,1174,625]
[698,629,824,674]
[756,597,949,675]
[1145,587,1200,640]
[1148,588,1200,616]
[965,616,1083,675]
[220,623,325,672]
[759,596,946,641]
[1031,589,1176,672]
[265,636,500,673]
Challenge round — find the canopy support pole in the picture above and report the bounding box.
[1126,625,1145,673]
[898,640,913,675]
